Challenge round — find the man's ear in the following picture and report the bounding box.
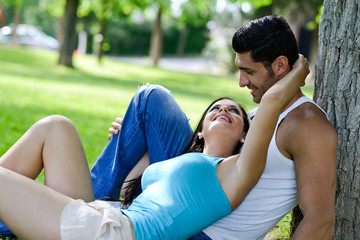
[272,56,289,76]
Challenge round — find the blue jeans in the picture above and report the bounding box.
[189,231,212,240]
[91,84,193,199]
[0,221,14,237]
[0,84,193,237]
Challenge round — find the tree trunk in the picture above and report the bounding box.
[0,4,5,28]
[314,0,360,239]
[97,0,109,64]
[11,6,21,45]
[58,0,80,68]
[149,6,163,66]
[176,25,188,57]
[97,17,107,64]
[57,16,65,47]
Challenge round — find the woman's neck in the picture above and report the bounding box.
[203,142,236,158]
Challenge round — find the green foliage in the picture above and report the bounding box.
[104,17,209,56]
[177,0,216,27]
[228,0,272,9]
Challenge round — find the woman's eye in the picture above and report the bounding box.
[210,106,219,111]
[230,108,240,115]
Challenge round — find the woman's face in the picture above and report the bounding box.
[201,99,245,145]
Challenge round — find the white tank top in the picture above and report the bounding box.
[203,96,325,240]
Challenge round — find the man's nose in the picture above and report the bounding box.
[239,73,249,87]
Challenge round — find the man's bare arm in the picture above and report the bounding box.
[279,104,337,239]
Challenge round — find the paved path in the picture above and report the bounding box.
[110,56,223,75]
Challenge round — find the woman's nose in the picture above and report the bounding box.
[219,106,228,112]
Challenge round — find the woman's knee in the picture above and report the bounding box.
[135,84,172,103]
[36,115,75,132]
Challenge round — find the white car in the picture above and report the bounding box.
[0,24,59,50]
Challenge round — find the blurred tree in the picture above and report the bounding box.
[1,0,25,44]
[58,0,80,68]
[175,0,216,56]
[149,3,164,66]
[93,0,112,63]
[40,0,65,45]
[145,0,171,66]
[314,0,360,239]
[0,4,5,27]
[79,0,140,63]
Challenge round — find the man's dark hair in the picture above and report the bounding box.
[232,15,299,70]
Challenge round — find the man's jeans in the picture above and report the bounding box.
[91,84,193,199]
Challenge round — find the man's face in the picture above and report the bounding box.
[235,52,278,103]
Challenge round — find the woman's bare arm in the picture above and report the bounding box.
[221,55,309,210]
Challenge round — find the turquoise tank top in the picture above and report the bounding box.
[121,152,231,240]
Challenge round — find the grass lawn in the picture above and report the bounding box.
[0,46,313,239]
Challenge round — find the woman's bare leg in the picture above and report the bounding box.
[0,166,73,240]
[0,115,94,201]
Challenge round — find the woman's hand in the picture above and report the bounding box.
[261,54,310,110]
[108,117,123,140]
[292,54,310,87]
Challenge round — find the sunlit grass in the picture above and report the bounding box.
[264,212,292,239]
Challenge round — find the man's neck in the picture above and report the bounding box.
[282,89,304,112]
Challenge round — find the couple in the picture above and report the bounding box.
[93,15,337,239]
[0,15,336,239]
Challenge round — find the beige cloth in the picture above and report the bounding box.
[61,200,134,240]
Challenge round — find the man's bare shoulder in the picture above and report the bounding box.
[277,102,337,158]
[282,102,334,131]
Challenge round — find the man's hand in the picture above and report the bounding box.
[108,117,123,140]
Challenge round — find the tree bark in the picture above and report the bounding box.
[0,4,5,28]
[11,5,21,45]
[97,0,109,64]
[57,16,65,47]
[58,0,80,68]
[97,16,107,64]
[149,6,163,66]
[176,26,188,57]
[314,0,360,239]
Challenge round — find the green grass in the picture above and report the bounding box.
[0,46,313,239]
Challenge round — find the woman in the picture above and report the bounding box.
[119,96,249,207]
[0,56,308,239]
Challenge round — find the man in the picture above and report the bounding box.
[91,15,337,240]
[194,15,337,240]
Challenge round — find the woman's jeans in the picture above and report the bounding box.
[0,84,210,238]
[90,84,193,199]
[91,84,212,239]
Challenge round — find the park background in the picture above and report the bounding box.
[0,0,326,239]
